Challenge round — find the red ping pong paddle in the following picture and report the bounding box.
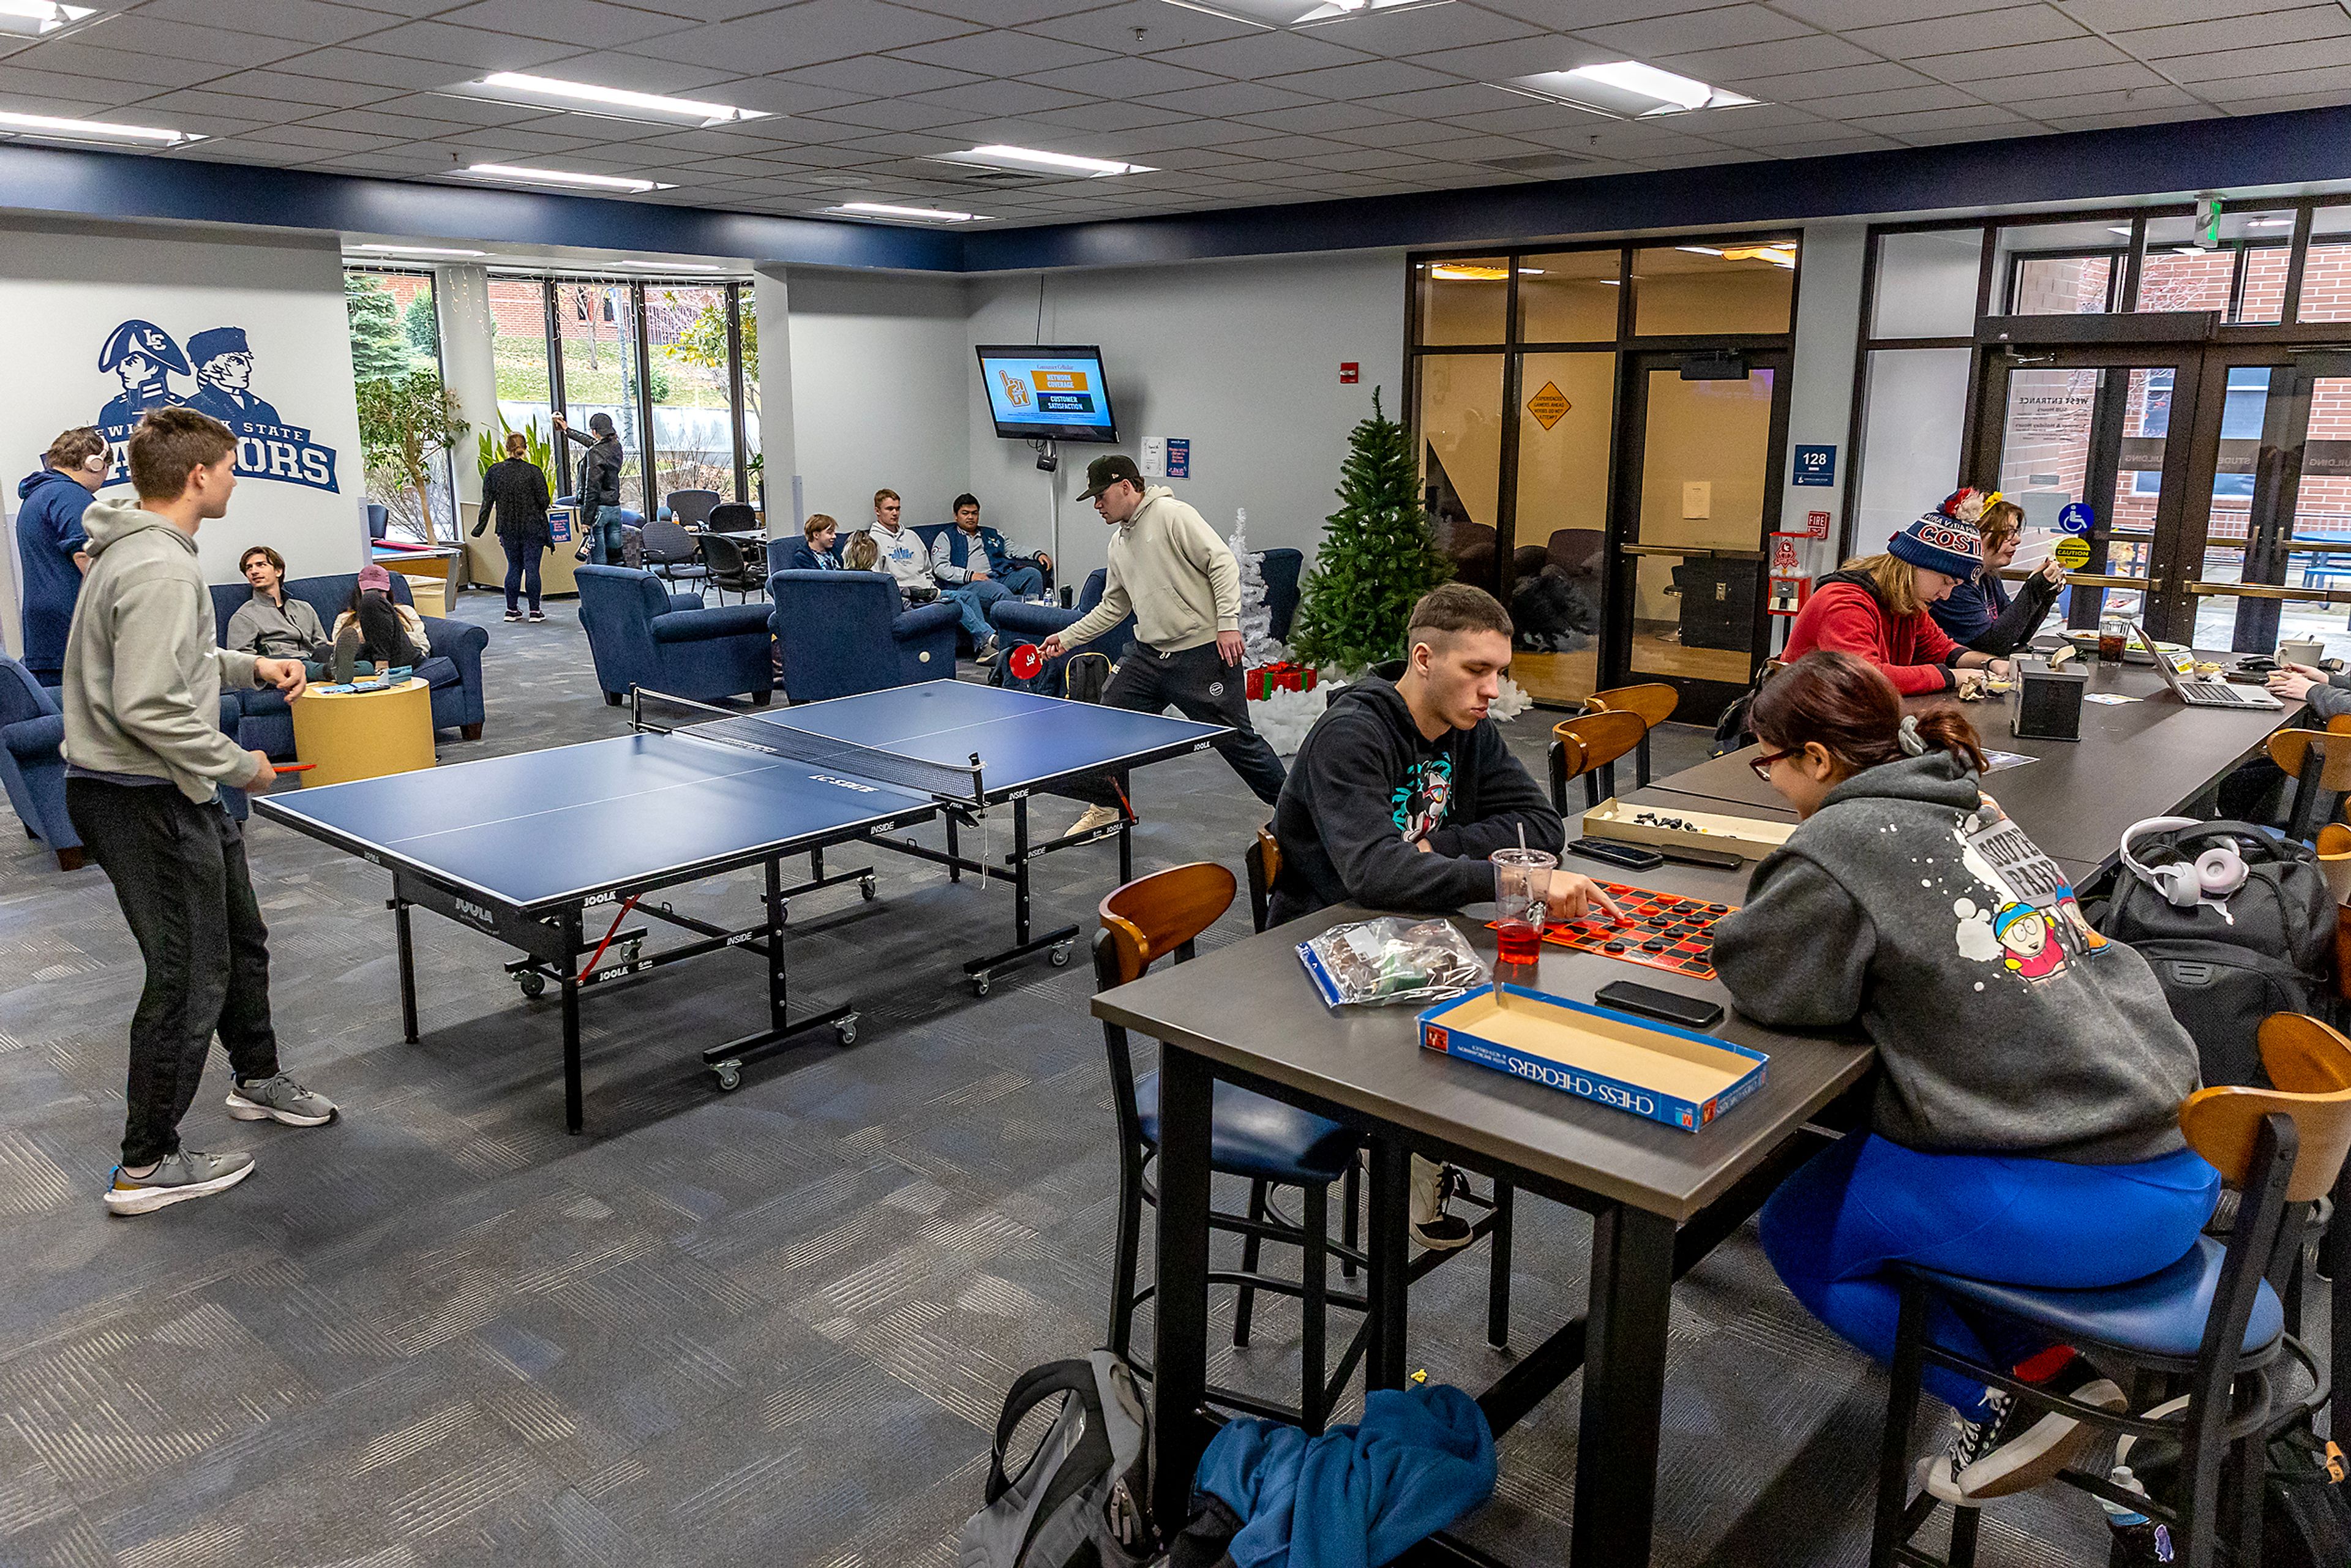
[1007,643,1043,680]
[272,762,317,774]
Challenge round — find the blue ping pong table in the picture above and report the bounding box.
[252,680,1226,1130]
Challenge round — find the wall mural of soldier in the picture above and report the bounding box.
[91,318,337,494]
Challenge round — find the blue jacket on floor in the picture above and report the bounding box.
[1196,1384,1497,1568]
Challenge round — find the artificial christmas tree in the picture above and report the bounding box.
[1291,389,1453,674]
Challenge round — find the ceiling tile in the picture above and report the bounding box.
[1911,36,2129,81]
[132,0,406,47]
[1733,60,1938,100]
[1021,1,1264,53]
[2062,0,2306,28]
[2210,86,2351,113]
[5,42,197,87]
[433,0,693,47]
[1302,3,1539,58]
[1142,29,1373,78]
[891,0,1119,23]
[1766,0,2006,26]
[305,107,483,137]
[2192,59,2351,96]
[1654,32,1873,84]
[1029,97,1196,129]
[2117,6,2351,60]
[227,124,405,151]
[779,56,980,95]
[909,77,1098,113]
[1848,102,2031,134]
[1409,35,1608,80]
[1353,80,1524,116]
[1023,55,1224,94]
[1573,4,1817,56]
[2041,104,2226,132]
[326,19,581,69]
[1812,81,1984,116]
[799,96,978,129]
[1134,80,1319,114]
[369,92,561,126]
[1843,4,2082,56]
[1259,57,1460,98]
[636,0,979,73]
[1229,99,1406,130]
[195,68,410,108]
[891,31,1113,75]
[1982,61,2174,98]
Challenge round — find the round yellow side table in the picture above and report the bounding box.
[290,677,436,787]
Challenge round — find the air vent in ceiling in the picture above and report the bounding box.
[1479,152,1594,177]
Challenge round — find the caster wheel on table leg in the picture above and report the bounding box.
[711,1062,743,1093]
[972,974,992,997]
[620,939,643,967]
[1049,941,1073,968]
[835,1015,860,1046]
[517,970,546,999]
[776,900,789,925]
[860,874,877,902]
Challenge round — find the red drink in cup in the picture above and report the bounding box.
[1496,918,1545,965]
[1490,847,1557,968]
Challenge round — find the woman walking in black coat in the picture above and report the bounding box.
[476,430,553,621]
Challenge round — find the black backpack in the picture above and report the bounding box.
[2119,1399,2351,1567]
[958,1354,1157,1568]
[2097,820,2336,1086]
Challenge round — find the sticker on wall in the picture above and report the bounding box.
[2053,535,2093,570]
[1526,382,1570,430]
[1792,444,1835,486]
[92,318,340,493]
[2057,501,2095,535]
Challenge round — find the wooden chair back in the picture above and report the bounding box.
[1097,862,1238,988]
[2181,1017,2351,1203]
[1245,827,1281,934]
[1584,682,1679,729]
[1549,710,1649,811]
[2265,728,2351,793]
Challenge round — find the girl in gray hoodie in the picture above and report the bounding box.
[1712,651,2214,1509]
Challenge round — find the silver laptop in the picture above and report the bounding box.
[2129,621,2283,709]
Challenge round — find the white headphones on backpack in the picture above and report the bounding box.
[2119,816,2249,909]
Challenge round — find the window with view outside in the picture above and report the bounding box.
[346,268,455,542]
[644,285,737,508]
[557,282,646,514]
[487,276,551,445]
[738,287,761,509]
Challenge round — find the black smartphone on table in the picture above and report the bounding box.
[1595,980,1725,1030]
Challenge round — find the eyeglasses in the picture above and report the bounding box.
[1749,748,1796,783]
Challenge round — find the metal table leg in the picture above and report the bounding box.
[392,896,418,1043]
[1573,1202,1676,1566]
[558,907,583,1134]
[1366,1138,1410,1392]
[1150,1045,1216,1531]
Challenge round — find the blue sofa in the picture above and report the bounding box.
[910,522,1059,655]
[1,655,246,871]
[211,572,489,758]
[988,568,1138,680]
[576,564,774,706]
[768,568,960,703]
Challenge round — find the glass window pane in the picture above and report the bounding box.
[488,277,552,443]
[1854,347,1972,547]
[2298,206,2351,323]
[1631,242,1795,336]
[643,284,738,511]
[1415,257,1508,346]
[1510,351,1613,705]
[738,287,762,512]
[1997,220,2126,315]
[347,268,453,542]
[1629,367,1775,687]
[1415,354,1505,594]
[1517,250,1620,342]
[557,281,645,514]
[2139,211,2292,323]
[1872,228,1984,339]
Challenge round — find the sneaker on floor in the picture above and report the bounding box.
[504,609,523,622]
[975,637,1001,666]
[1409,1155,1472,1251]
[1063,803,1123,839]
[226,1072,339,1127]
[528,610,546,623]
[1921,1354,2124,1504]
[103,1149,253,1215]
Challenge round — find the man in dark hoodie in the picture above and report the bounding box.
[552,411,624,565]
[13,427,108,685]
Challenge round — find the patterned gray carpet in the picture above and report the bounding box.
[0,591,2152,1567]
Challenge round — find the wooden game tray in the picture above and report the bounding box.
[1582,797,1796,862]
[1419,985,1768,1132]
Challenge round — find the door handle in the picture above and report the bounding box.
[2184,580,2351,604]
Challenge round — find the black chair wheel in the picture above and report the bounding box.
[1049,942,1073,967]
[517,970,546,999]
[711,1062,742,1092]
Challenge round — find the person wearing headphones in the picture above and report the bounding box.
[15,427,109,685]
[1712,651,2211,1512]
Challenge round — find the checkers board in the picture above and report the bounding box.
[1493,882,1735,980]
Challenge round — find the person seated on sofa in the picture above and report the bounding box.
[328,563,430,681]
[224,546,329,668]
[929,493,1048,605]
[843,531,883,575]
[869,488,995,662]
[786,513,844,572]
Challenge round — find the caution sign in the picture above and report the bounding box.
[1526,382,1570,430]
[2053,536,2092,571]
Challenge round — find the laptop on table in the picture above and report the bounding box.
[2128,620,2284,710]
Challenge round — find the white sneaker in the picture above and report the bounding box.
[1409,1155,1472,1251]
[1063,804,1123,839]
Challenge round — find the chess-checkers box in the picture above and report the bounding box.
[1418,985,1768,1132]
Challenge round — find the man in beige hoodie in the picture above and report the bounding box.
[1042,455,1286,833]
[62,408,337,1216]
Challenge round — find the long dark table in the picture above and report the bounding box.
[1095,877,1876,1566]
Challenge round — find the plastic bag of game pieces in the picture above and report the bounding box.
[1297,918,1489,1010]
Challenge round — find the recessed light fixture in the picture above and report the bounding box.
[350,243,489,258]
[473,72,767,127]
[830,201,983,223]
[0,107,200,145]
[460,163,673,193]
[937,144,1153,178]
[1507,61,1757,118]
[0,0,92,37]
[1427,263,1508,280]
[1158,0,1447,26]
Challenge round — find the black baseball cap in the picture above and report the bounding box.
[1078,454,1142,500]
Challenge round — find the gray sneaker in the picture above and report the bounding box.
[226,1073,339,1127]
[104,1149,254,1215]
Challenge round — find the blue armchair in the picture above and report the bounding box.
[577,564,774,706]
[988,569,1139,692]
[2,655,245,871]
[768,569,959,703]
[212,572,489,758]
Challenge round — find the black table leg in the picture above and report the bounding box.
[1365,1137,1410,1392]
[558,907,583,1135]
[1118,770,1133,884]
[1150,1045,1215,1531]
[392,896,418,1043]
[1574,1202,1676,1566]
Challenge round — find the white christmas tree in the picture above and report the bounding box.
[1229,509,1289,667]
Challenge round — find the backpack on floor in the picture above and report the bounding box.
[2096,819,2336,1085]
[958,1352,1157,1568]
[2119,1397,2351,1567]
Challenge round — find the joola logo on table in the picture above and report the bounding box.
[92,318,341,494]
[454,898,494,926]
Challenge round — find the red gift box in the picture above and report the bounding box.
[1247,662,1317,699]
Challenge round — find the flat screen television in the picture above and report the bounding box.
[976,345,1119,444]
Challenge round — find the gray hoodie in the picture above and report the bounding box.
[62,498,265,803]
[1058,485,1239,656]
[1712,751,2199,1165]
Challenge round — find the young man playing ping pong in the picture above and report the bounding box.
[1267,583,1613,1246]
[63,407,337,1215]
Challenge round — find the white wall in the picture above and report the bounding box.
[0,217,366,656]
[961,250,1406,586]
[1782,220,1868,588]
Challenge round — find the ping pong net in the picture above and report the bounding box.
[632,688,986,807]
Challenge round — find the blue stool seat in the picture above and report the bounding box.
[1908,1237,2283,1361]
[1134,1070,1357,1184]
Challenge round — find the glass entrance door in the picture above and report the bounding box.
[1606,351,1790,716]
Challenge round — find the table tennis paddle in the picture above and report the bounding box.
[272,762,316,774]
[1007,643,1043,681]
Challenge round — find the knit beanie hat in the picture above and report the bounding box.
[1886,510,1981,579]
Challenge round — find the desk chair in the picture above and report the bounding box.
[1549,710,1648,813]
[2267,716,2351,843]
[700,533,765,605]
[708,502,757,535]
[639,519,710,587]
[1872,1014,2351,1568]
[1583,683,1679,790]
[666,489,721,528]
[1097,862,1365,1432]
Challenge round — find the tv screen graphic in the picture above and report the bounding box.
[977,345,1119,444]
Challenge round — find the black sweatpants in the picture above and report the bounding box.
[1067,640,1287,808]
[66,779,281,1168]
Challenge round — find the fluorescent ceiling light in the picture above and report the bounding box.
[2108,226,2134,235]
[0,108,199,145]
[1158,0,1447,25]
[1675,244,1724,257]
[461,163,673,193]
[1509,61,1756,118]
[831,201,983,223]
[1427,263,1507,280]
[475,72,766,127]
[2246,217,2294,228]
[615,259,731,271]
[2172,244,2210,255]
[0,0,92,36]
[941,144,1153,177]
[350,243,487,258]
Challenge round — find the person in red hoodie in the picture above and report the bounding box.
[1783,512,2015,697]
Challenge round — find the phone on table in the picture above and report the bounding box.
[1565,837,1664,871]
[1595,980,1725,1030]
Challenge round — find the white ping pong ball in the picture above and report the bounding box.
[919,651,931,662]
